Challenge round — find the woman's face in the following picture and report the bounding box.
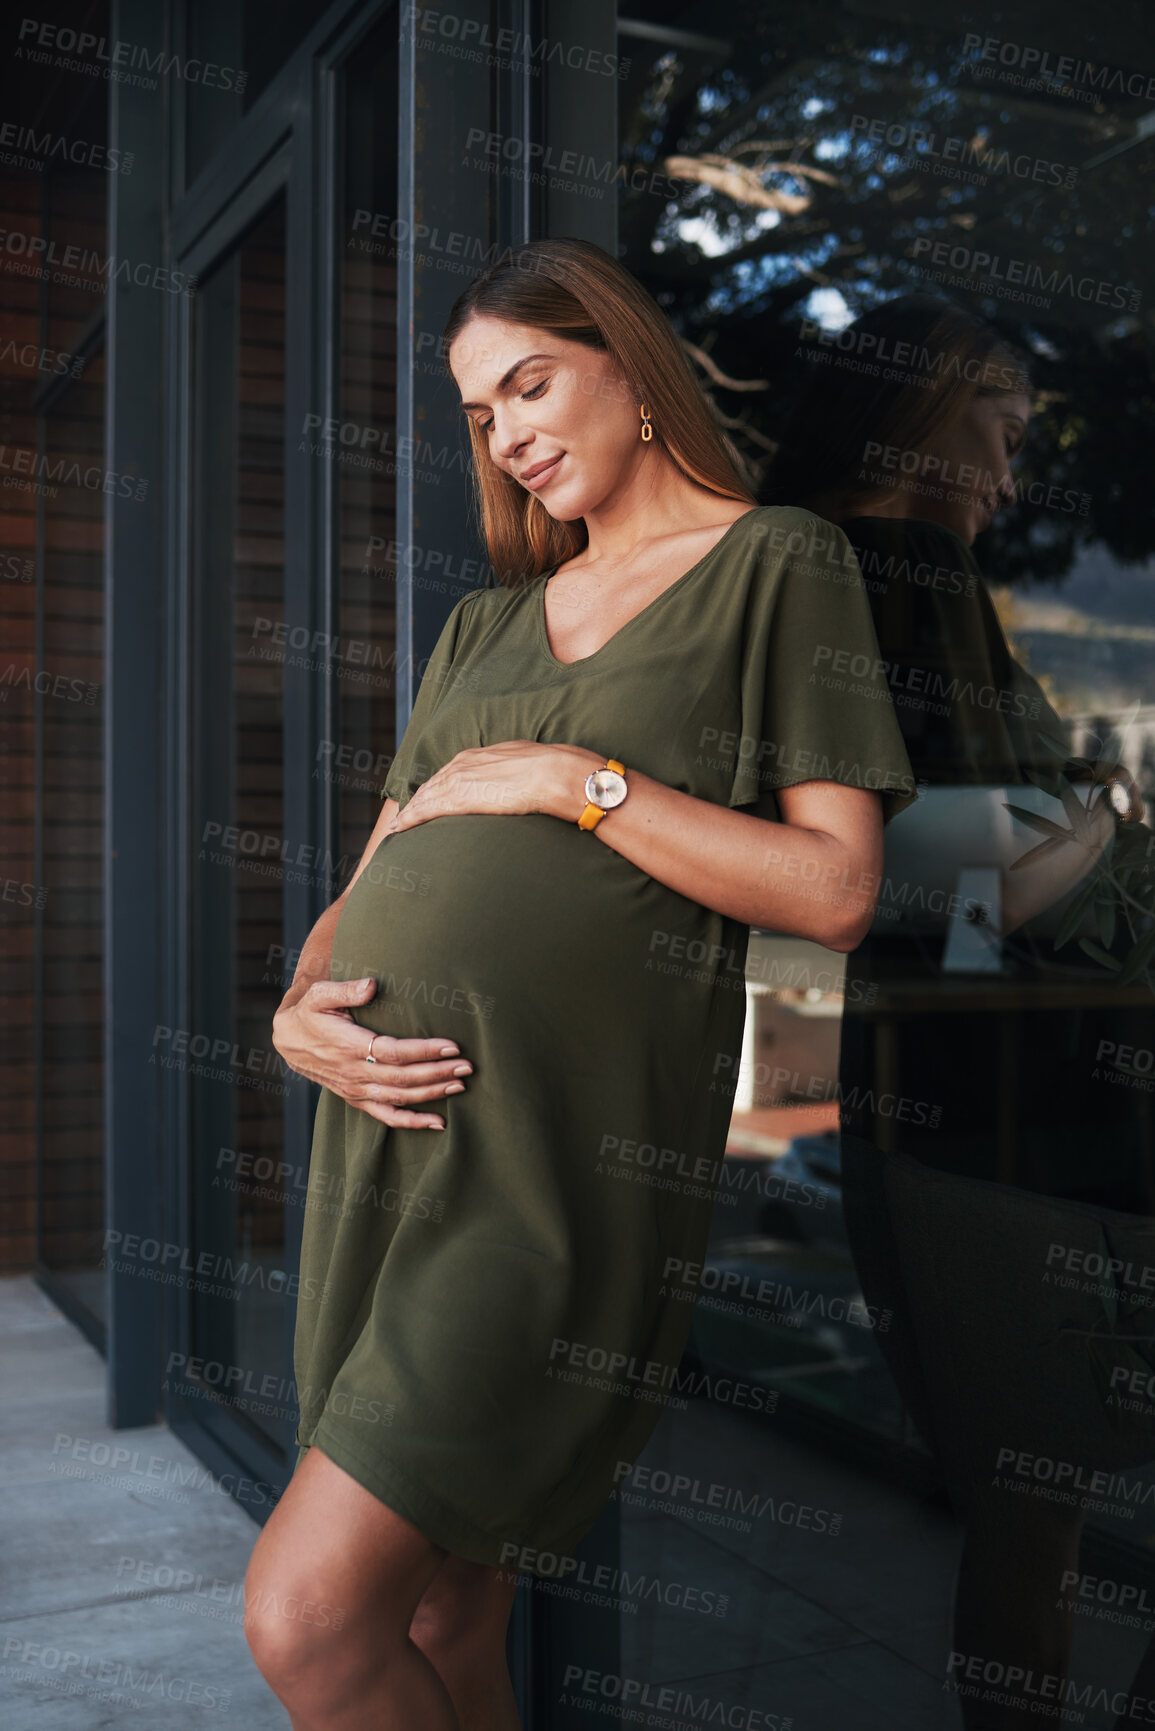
[448,315,648,521]
[910,390,1031,545]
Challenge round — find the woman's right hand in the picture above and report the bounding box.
[271,976,472,1129]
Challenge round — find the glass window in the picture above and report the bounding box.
[614,1,1155,1714]
[2,118,112,1324]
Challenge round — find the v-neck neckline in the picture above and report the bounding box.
[534,510,760,669]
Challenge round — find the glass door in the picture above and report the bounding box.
[164,7,403,1498]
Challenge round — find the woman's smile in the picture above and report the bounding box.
[518,453,565,490]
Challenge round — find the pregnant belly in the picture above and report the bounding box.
[330,813,737,1050]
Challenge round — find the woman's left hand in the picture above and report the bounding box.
[384,741,602,833]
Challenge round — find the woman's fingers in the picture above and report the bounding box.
[354,1102,449,1130]
[274,987,475,1127]
[346,1034,473,1090]
[300,975,381,1010]
[361,1033,468,1067]
[345,1039,476,1130]
[351,1067,471,1101]
[361,1059,473,1091]
[324,1022,474,1123]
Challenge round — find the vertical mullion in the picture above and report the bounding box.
[103,0,169,1425]
[163,275,193,1433]
[277,56,329,1447]
[32,179,49,1277]
[169,0,188,203]
[394,8,417,728]
[493,0,541,245]
[395,2,495,721]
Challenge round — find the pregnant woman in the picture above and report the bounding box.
[244,238,917,1731]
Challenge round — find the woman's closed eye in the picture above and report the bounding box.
[476,379,549,434]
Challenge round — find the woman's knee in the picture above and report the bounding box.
[409,1561,516,1669]
[245,1573,332,1683]
[242,1446,451,1704]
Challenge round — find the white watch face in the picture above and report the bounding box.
[586,768,627,810]
[1107,779,1132,818]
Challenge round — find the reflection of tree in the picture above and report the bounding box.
[617,2,1155,578]
[663,142,839,213]
[677,336,774,473]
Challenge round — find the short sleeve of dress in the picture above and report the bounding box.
[728,513,919,828]
[381,588,487,807]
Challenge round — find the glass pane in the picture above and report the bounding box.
[0,241,41,1274]
[613,2,1155,1718]
[334,17,399,881]
[44,133,109,355]
[39,350,107,1316]
[23,139,110,1316]
[188,197,287,1450]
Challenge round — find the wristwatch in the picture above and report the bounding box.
[1103,774,1139,822]
[578,758,628,831]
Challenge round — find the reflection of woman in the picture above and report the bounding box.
[765,296,1155,1729]
[242,241,916,1730]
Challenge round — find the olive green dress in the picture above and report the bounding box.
[292,505,916,1572]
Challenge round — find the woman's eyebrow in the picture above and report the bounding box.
[460,353,553,412]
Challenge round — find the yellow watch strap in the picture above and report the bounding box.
[578,759,625,830]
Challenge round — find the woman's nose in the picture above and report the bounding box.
[491,411,528,462]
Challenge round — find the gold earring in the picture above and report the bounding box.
[639,403,653,442]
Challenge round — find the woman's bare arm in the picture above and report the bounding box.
[586,771,885,952]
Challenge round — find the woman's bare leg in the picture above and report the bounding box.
[244,1445,461,1730]
[409,1555,522,1731]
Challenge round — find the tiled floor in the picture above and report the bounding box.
[615,1395,963,1730]
[608,1377,1155,1730]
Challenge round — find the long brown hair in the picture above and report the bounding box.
[762,295,1033,521]
[442,238,756,586]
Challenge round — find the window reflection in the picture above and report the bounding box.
[615,3,1155,1718]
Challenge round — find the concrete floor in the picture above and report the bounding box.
[0,1274,291,1729]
